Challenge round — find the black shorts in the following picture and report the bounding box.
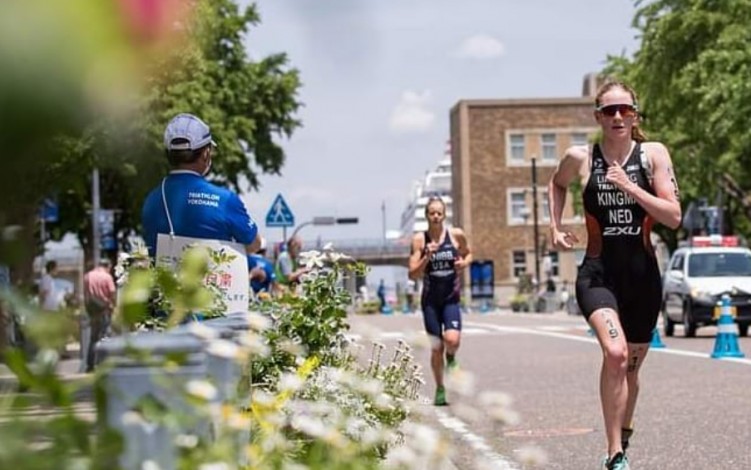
[576,256,662,343]
[421,300,462,341]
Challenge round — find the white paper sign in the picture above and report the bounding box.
[156,233,249,314]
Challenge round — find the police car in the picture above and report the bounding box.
[662,235,751,337]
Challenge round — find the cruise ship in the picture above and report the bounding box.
[399,151,453,236]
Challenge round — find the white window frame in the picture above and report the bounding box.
[539,189,550,223]
[507,188,529,225]
[507,127,597,167]
[548,251,559,277]
[508,133,525,163]
[512,250,527,278]
[541,133,557,162]
[571,132,588,147]
[508,188,549,224]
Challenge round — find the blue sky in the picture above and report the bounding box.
[239,0,641,247]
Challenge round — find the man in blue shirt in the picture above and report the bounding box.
[142,113,261,257]
[248,238,277,296]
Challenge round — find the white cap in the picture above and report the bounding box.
[163,113,216,150]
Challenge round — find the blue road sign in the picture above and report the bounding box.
[265,193,295,227]
[39,198,59,223]
[99,209,117,251]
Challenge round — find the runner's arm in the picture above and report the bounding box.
[623,142,682,229]
[452,227,472,270]
[408,234,428,280]
[548,146,586,250]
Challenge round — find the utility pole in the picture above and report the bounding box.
[381,200,386,247]
[92,168,101,266]
[531,156,541,291]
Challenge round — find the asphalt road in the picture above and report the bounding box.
[349,309,751,470]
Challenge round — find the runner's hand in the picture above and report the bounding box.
[606,161,634,192]
[424,242,439,256]
[551,227,578,250]
[454,257,468,272]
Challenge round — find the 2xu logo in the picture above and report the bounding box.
[603,226,642,236]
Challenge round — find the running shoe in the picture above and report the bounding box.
[601,451,630,470]
[434,385,448,406]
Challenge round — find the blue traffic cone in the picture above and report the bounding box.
[711,295,745,359]
[480,300,490,314]
[381,304,394,315]
[401,302,410,314]
[650,327,666,348]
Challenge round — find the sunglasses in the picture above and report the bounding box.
[596,104,638,117]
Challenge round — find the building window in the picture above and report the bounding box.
[540,189,550,222]
[509,190,528,223]
[541,133,557,161]
[512,250,527,277]
[571,132,588,147]
[543,251,560,277]
[509,134,525,162]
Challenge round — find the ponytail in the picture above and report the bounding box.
[631,125,647,143]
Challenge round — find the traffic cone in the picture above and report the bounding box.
[650,328,666,349]
[711,295,745,359]
[480,300,490,314]
[381,304,394,315]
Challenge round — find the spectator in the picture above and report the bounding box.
[83,259,116,372]
[275,236,309,289]
[248,237,277,298]
[377,279,386,311]
[141,113,261,258]
[39,260,62,312]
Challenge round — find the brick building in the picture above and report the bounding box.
[449,92,599,304]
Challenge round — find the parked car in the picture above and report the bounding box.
[662,236,751,337]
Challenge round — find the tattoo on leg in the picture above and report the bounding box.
[627,346,646,372]
[605,316,619,339]
[627,354,638,372]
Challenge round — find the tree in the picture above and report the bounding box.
[53,0,303,257]
[1,0,302,265]
[604,0,751,243]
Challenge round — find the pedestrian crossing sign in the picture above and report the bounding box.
[265,193,295,227]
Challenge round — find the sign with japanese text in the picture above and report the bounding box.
[156,234,249,314]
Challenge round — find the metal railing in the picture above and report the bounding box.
[302,238,411,261]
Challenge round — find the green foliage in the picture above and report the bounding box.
[251,262,355,387]
[0,247,446,469]
[356,300,381,315]
[604,0,751,244]
[115,245,229,331]
[1,0,303,263]
[510,293,530,312]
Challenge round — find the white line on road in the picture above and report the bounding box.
[434,408,519,470]
[346,327,497,342]
[465,322,751,366]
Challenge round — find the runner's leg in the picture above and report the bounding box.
[589,308,628,459]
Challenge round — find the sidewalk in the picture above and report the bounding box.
[0,343,88,389]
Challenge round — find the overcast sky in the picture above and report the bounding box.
[238,0,641,245]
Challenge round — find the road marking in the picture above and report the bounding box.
[538,326,573,332]
[347,327,497,342]
[465,321,751,366]
[434,408,519,469]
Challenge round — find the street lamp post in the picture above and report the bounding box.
[289,216,359,241]
[92,168,101,266]
[531,156,541,292]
